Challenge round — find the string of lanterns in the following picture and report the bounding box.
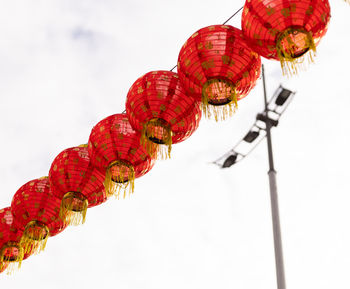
[0,0,331,274]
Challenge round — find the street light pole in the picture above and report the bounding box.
[262,64,286,289]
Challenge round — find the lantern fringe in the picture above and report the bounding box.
[141,119,172,160]
[276,28,316,76]
[59,192,88,226]
[20,220,49,255]
[104,160,135,199]
[0,242,24,275]
[2,261,22,275]
[201,99,237,122]
[0,262,8,274]
[202,78,238,121]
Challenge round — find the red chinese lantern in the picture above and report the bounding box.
[177,25,261,121]
[241,0,331,75]
[49,145,108,226]
[88,114,155,198]
[126,71,201,158]
[11,177,66,255]
[0,207,24,274]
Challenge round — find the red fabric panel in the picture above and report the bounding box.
[88,114,155,178]
[241,0,331,59]
[177,25,261,102]
[11,178,66,237]
[49,146,107,208]
[126,71,201,143]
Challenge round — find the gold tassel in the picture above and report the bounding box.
[141,118,172,159]
[104,160,135,199]
[276,27,316,76]
[202,78,237,121]
[59,192,88,226]
[0,242,24,275]
[0,262,8,274]
[1,261,22,275]
[20,220,49,255]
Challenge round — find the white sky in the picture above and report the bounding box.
[0,1,349,288]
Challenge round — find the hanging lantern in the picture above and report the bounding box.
[0,207,24,274]
[126,70,201,158]
[177,25,261,121]
[241,0,330,75]
[49,145,108,226]
[88,114,155,198]
[11,177,66,255]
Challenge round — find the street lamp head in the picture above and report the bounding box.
[243,130,260,143]
[256,114,279,127]
[275,88,292,106]
[222,154,238,168]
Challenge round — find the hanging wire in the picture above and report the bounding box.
[222,6,243,25]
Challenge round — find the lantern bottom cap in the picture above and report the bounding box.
[202,78,237,121]
[142,118,172,159]
[145,118,172,145]
[109,160,134,184]
[0,242,24,263]
[60,192,88,226]
[203,78,236,106]
[276,26,316,76]
[104,160,135,198]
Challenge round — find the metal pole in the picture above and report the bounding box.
[262,64,286,289]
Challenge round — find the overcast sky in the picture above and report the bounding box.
[0,1,349,288]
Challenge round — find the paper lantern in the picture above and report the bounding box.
[241,0,330,75]
[177,25,261,121]
[88,114,155,198]
[0,207,34,274]
[0,207,24,274]
[49,145,108,226]
[126,70,201,158]
[11,177,66,255]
